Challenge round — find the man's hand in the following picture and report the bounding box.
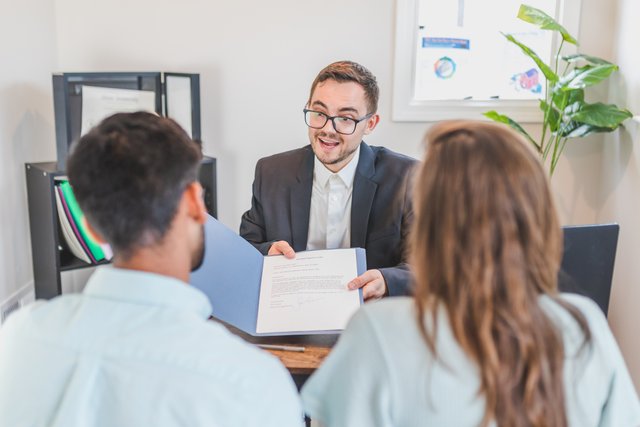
[268,240,296,259]
[348,269,387,302]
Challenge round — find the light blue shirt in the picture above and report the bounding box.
[0,266,302,427]
[302,294,640,427]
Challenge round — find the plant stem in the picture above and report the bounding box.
[543,132,555,162]
[550,128,566,175]
[554,40,565,76]
[550,137,569,175]
[542,38,566,168]
[541,92,550,156]
[547,38,570,176]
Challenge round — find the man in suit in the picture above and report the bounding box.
[240,61,416,300]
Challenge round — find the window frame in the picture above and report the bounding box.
[391,0,583,122]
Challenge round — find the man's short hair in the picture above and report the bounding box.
[67,112,202,258]
[308,60,379,114]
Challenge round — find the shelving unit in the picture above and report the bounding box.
[26,157,217,299]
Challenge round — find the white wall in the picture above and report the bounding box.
[0,0,58,301]
[604,0,640,392]
[52,0,428,231]
[1,0,637,389]
[551,0,640,392]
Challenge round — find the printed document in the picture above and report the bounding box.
[81,85,156,135]
[256,249,362,334]
[165,75,193,136]
[190,216,365,336]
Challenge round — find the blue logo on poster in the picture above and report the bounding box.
[423,37,470,49]
[434,57,456,79]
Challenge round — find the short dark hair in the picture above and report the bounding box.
[67,112,202,258]
[308,61,379,114]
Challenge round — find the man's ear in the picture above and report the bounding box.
[184,181,207,224]
[82,217,107,245]
[363,114,380,135]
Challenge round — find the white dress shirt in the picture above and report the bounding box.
[307,146,360,250]
[0,266,302,427]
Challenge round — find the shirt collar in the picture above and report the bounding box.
[83,266,213,319]
[313,144,360,189]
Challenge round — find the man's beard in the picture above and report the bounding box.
[313,133,359,166]
[190,224,205,272]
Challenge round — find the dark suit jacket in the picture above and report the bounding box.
[240,142,417,296]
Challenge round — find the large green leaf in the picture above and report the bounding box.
[540,100,560,132]
[566,88,585,105]
[556,121,590,138]
[563,101,584,116]
[569,102,632,127]
[551,88,584,110]
[562,54,611,65]
[564,123,614,138]
[503,33,558,82]
[483,110,540,150]
[558,66,586,86]
[560,64,618,90]
[517,4,578,45]
[551,91,567,111]
[557,121,578,137]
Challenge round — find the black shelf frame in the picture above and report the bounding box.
[26,157,217,299]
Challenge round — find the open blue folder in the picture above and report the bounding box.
[190,215,366,336]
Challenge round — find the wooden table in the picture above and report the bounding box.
[215,320,338,375]
[254,337,336,375]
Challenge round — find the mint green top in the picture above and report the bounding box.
[302,294,640,427]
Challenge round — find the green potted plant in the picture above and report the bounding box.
[485,4,632,176]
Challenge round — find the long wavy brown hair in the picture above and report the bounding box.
[411,121,591,427]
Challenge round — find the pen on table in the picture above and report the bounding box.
[257,344,306,352]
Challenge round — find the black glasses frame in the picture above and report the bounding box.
[303,109,373,135]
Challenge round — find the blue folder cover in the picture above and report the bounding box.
[190,215,366,336]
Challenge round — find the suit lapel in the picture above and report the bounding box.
[351,142,377,248]
[290,147,314,251]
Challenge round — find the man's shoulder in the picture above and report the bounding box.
[2,296,288,383]
[368,144,418,167]
[190,321,283,369]
[191,324,301,422]
[363,144,417,184]
[0,296,79,337]
[177,322,298,405]
[148,318,288,379]
[252,146,314,186]
[257,145,312,168]
[127,314,286,377]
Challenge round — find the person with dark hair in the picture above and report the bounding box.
[0,112,301,427]
[301,121,640,426]
[240,60,417,300]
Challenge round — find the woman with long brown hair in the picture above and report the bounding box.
[301,121,640,426]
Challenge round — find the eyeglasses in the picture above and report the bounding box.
[303,109,373,135]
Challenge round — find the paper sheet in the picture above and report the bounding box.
[165,75,193,137]
[81,85,156,135]
[256,249,362,334]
